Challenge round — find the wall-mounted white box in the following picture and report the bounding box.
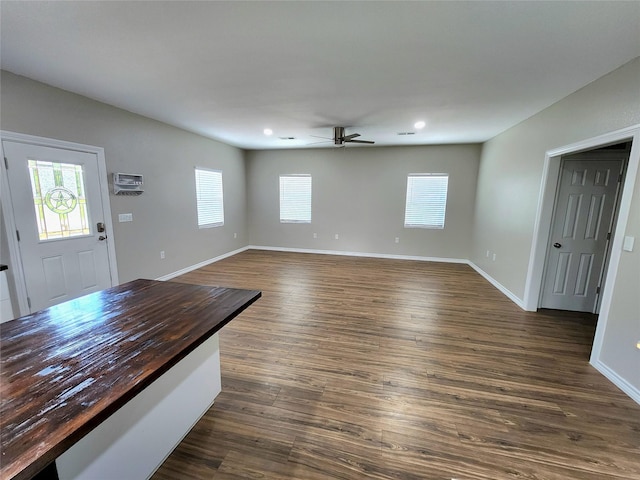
[118,213,133,222]
[113,173,144,196]
[622,236,635,252]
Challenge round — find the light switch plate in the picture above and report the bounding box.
[622,236,635,252]
[118,213,133,223]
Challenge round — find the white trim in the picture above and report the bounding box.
[591,128,640,363]
[0,144,29,315]
[523,153,562,311]
[155,246,251,281]
[158,243,640,407]
[95,142,120,287]
[156,245,468,283]
[468,261,526,309]
[592,359,640,406]
[248,245,469,264]
[0,131,119,316]
[157,245,527,311]
[521,124,640,397]
[525,125,639,311]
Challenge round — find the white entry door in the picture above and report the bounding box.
[3,140,114,313]
[540,157,624,312]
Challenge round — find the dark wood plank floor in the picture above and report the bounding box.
[152,250,640,480]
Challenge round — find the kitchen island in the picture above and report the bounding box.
[0,279,261,480]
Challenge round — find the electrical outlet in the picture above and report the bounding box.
[395,237,400,244]
[486,250,490,258]
[334,234,339,240]
[492,253,496,261]
[160,251,165,259]
[233,232,237,239]
[313,233,317,239]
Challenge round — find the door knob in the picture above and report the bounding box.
[98,235,107,241]
[553,242,562,248]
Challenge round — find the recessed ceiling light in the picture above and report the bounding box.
[397,132,415,136]
[263,128,273,136]
[414,121,426,129]
[279,137,296,140]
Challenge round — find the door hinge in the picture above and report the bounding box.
[16,230,20,242]
[606,232,611,240]
[3,157,8,170]
[618,173,623,183]
[596,286,601,294]
[27,297,31,308]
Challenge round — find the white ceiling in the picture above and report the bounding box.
[1,1,639,150]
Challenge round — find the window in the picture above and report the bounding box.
[195,168,224,228]
[280,175,311,223]
[404,174,449,229]
[28,160,90,240]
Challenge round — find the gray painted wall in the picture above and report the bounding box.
[246,145,480,259]
[2,58,638,398]
[472,57,640,390]
[0,71,247,283]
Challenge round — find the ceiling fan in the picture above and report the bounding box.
[310,127,375,146]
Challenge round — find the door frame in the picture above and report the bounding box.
[523,124,639,356]
[0,131,119,317]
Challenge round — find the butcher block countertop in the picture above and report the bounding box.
[0,279,261,480]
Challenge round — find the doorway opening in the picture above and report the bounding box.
[539,141,630,315]
[523,125,639,372]
[538,141,631,352]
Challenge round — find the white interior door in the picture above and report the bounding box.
[3,140,114,313]
[540,156,624,312]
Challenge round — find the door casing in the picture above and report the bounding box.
[523,124,640,366]
[0,131,119,317]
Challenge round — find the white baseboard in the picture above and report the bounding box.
[591,359,640,406]
[248,245,468,264]
[157,246,525,310]
[467,262,526,310]
[155,246,250,281]
[155,245,639,406]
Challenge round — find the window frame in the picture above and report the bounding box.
[279,174,312,224]
[404,173,449,229]
[194,167,224,228]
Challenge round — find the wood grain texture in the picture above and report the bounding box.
[0,279,261,480]
[152,250,640,479]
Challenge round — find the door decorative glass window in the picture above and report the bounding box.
[28,160,90,240]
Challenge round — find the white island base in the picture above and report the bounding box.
[56,334,221,480]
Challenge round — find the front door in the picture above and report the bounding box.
[3,140,114,313]
[540,156,624,312]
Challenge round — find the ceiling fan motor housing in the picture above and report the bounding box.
[334,126,345,145]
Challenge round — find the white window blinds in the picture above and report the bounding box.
[280,175,312,223]
[404,174,449,229]
[195,168,224,228]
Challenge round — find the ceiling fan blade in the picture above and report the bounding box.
[307,140,332,145]
[309,135,332,140]
[345,139,375,144]
[342,133,361,141]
